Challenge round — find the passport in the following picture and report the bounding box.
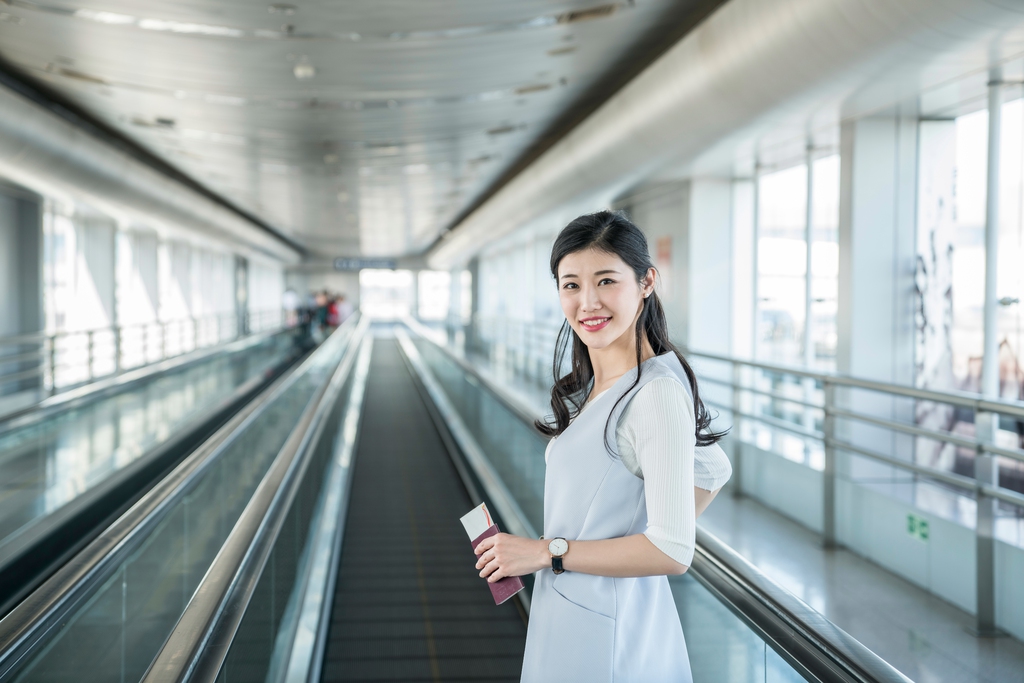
[460,503,526,605]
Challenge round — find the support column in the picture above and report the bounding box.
[751,166,761,361]
[731,174,757,498]
[466,258,480,354]
[235,255,249,337]
[804,145,815,369]
[836,108,919,542]
[0,190,43,401]
[687,179,734,355]
[448,266,463,350]
[803,145,818,449]
[974,67,1003,638]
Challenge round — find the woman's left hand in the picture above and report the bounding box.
[474,533,548,582]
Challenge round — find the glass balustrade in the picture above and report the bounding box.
[6,326,357,683]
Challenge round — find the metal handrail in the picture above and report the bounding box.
[466,314,1024,483]
[0,327,289,436]
[684,346,1024,420]
[0,315,357,681]
[702,373,822,410]
[0,310,287,400]
[0,311,290,424]
[463,314,1024,636]
[141,315,370,683]
[405,322,912,683]
[466,314,1024,419]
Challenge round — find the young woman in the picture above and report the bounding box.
[474,211,732,682]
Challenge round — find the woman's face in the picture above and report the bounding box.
[557,248,655,352]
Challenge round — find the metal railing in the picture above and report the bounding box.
[458,313,1024,637]
[0,309,285,400]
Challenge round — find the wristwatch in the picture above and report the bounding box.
[548,537,569,574]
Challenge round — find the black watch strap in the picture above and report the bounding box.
[552,557,564,574]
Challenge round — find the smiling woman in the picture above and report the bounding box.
[472,210,733,682]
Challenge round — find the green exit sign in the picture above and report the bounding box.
[907,513,929,541]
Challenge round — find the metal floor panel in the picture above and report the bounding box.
[322,340,526,683]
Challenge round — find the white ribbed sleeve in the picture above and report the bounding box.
[616,378,698,566]
[617,378,733,490]
[540,377,733,567]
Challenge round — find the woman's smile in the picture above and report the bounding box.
[579,316,612,331]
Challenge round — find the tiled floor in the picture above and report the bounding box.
[700,495,1024,683]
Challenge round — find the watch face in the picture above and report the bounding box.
[548,538,568,557]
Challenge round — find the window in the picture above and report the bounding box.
[756,156,839,369]
[359,269,414,319]
[418,270,450,320]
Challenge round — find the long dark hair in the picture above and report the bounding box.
[535,210,726,450]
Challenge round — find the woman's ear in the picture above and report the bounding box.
[642,268,656,298]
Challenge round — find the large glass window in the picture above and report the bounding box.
[756,156,839,369]
[757,164,807,365]
[809,155,840,368]
[417,270,450,321]
[359,268,413,319]
[917,101,1024,399]
[749,155,839,470]
[916,95,1024,489]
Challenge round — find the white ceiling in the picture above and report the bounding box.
[0,0,712,260]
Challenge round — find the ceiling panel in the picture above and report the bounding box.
[0,0,708,259]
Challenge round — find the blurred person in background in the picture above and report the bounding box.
[326,294,341,328]
[337,294,354,324]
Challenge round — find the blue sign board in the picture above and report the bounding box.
[333,257,397,271]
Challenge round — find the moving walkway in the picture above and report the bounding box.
[0,318,913,682]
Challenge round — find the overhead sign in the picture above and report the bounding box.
[333,257,397,271]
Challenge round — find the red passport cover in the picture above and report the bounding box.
[471,524,526,605]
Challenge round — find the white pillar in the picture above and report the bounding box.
[837,114,918,386]
[751,165,761,360]
[687,179,734,355]
[974,67,1003,638]
[982,69,1003,400]
[836,109,919,530]
[803,145,817,442]
[624,180,733,351]
[803,145,815,368]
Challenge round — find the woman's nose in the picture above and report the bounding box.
[580,285,601,311]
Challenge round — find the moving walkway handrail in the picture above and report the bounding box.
[141,316,370,683]
[0,315,359,681]
[692,530,910,683]
[405,322,913,683]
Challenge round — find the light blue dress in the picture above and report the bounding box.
[521,354,693,683]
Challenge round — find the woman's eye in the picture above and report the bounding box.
[599,278,615,286]
[562,282,578,290]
